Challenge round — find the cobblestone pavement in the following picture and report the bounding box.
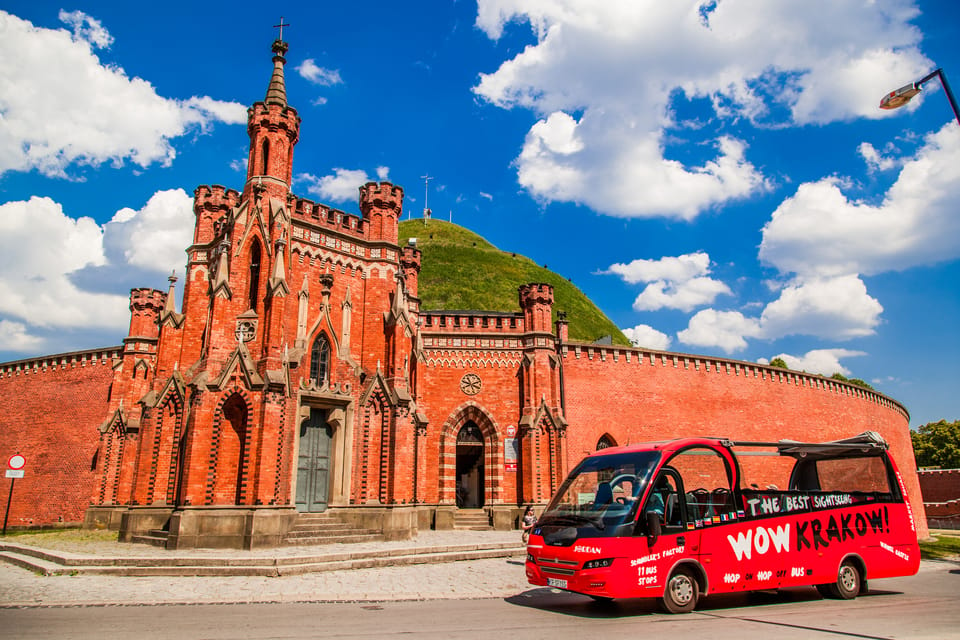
[0,531,533,607]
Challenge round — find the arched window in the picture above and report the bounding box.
[310,332,330,385]
[261,139,270,174]
[248,240,262,311]
[597,434,617,450]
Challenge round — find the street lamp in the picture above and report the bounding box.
[879,68,960,126]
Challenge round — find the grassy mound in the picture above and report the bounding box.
[399,219,629,345]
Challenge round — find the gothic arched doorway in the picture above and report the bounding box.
[456,422,485,508]
[296,408,332,512]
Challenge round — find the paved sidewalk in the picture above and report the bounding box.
[0,530,532,607]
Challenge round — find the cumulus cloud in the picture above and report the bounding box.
[298,169,375,203]
[0,190,199,353]
[102,189,194,273]
[668,122,958,354]
[622,324,671,351]
[473,0,929,219]
[676,275,882,352]
[761,123,960,279]
[0,320,44,353]
[0,197,128,332]
[296,59,343,86]
[677,309,761,354]
[858,141,900,173]
[0,10,246,178]
[760,349,866,377]
[759,276,883,340]
[603,252,731,311]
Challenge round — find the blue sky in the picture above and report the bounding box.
[1,1,958,428]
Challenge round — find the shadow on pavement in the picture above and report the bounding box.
[504,585,902,619]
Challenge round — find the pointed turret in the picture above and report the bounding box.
[264,39,289,107]
[244,37,301,202]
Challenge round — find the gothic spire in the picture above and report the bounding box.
[264,38,289,108]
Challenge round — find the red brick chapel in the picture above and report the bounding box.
[0,36,924,548]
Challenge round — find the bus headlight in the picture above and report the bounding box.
[526,553,536,564]
[582,558,615,570]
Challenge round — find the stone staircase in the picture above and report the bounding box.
[453,508,492,530]
[131,527,169,548]
[282,512,385,546]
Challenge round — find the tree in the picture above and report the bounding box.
[830,372,874,390]
[769,357,788,369]
[911,420,960,469]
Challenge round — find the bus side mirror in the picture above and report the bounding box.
[646,511,661,545]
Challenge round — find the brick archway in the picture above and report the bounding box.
[439,402,502,506]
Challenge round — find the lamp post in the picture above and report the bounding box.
[879,68,960,126]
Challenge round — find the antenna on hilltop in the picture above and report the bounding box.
[421,174,432,223]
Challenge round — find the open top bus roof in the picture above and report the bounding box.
[593,432,889,461]
[725,431,888,460]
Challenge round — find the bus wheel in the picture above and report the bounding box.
[828,561,861,600]
[662,569,699,614]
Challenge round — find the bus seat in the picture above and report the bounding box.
[594,482,613,507]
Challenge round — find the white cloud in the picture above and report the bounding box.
[763,349,866,377]
[0,197,128,332]
[0,190,200,353]
[677,309,761,354]
[296,59,343,86]
[622,324,671,351]
[603,252,731,311]
[57,9,112,48]
[473,0,929,219]
[677,274,882,353]
[858,142,900,173]
[761,123,960,279]
[0,320,44,353]
[102,189,194,273]
[298,169,373,203]
[759,276,882,340]
[480,192,493,201]
[376,166,390,180]
[0,10,246,178]
[606,252,712,284]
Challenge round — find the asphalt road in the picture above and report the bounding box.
[1,561,956,639]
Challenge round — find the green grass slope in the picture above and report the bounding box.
[399,219,629,346]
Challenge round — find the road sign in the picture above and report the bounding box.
[7,454,25,470]
[5,470,23,479]
[506,425,516,438]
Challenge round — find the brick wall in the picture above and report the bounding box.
[918,469,960,530]
[0,349,118,527]
[917,468,960,502]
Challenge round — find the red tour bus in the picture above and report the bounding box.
[525,432,919,613]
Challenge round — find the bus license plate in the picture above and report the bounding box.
[547,577,568,589]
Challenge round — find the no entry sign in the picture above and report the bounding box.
[7,455,25,470]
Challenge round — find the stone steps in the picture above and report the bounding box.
[130,528,169,548]
[453,509,492,531]
[0,540,524,577]
[282,512,385,546]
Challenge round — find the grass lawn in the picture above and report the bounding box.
[919,532,960,560]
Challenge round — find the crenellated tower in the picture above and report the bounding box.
[243,38,301,203]
[360,181,404,244]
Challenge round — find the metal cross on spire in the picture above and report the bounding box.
[273,17,290,41]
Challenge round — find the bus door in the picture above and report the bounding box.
[636,466,698,594]
[660,445,742,593]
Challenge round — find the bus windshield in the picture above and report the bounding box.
[537,450,660,540]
